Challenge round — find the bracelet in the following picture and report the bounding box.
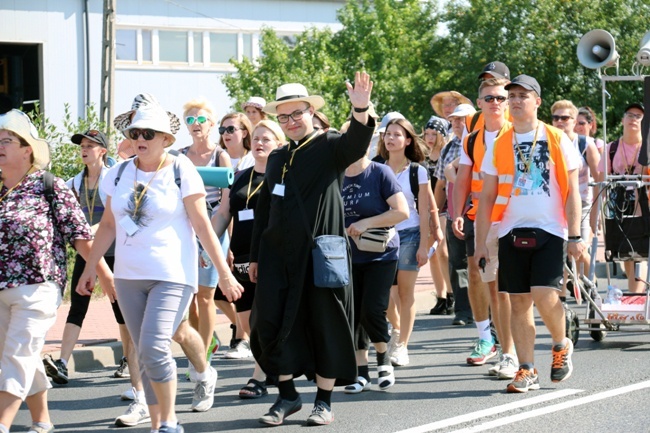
[567,238,583,243]
[568,235,581,240]
[353,106,369,113]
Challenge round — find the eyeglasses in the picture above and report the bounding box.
[186,116,208,125]
[128,128,156,140]
[551,115,573,122]
[276,108,310,124]
[625,112,643,120]
[0,138,20,147]
[218,125,242,135]
[482,95,507,103]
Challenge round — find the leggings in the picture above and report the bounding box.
[66,255,125,326]
[115,279,193,406]
[351,260,398,351]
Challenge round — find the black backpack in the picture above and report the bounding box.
[43,171,56,215]
[577,135,588,164]
[371,155,427,212]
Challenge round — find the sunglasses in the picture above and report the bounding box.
[218,125,241,135]
[551,115,573,122]
[577,121,588,126]
[128,128,156,140]
[186,116,208,125]
[482,95,507,103]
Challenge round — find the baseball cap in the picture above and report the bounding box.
[624,102,644,113]
[377,112,405,133]
[479,61,510,80]
[505,75,541,97]
[448,104,476,118]
[71,129,109,148]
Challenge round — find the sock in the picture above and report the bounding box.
[136,389,146,403]
[552,337,568,347]
[0,423,10,433]
[160,420,177,429]
[476,319,492,342]
[277,379,299,401]
[315,387,332,407]
[358,365,370,382]
[376,350,390,366]
[520,362,534,371]
[59,358,68,368]
[194,368,210,382]
[33,422,53,431]
[559,296,566,303]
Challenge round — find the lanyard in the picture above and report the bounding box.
[84,173,100,222]
[0,166,34,204]
[245,169,264,209]
[132,154,167,216]
[620,140,641,174]
[514,124,540,174]
[280,131,320,184]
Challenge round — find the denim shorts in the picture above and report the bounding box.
[397,226,421,271]
[197,231,230,288]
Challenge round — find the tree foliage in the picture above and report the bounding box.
[222,0,649,137]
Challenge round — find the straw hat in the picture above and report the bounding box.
[430,91,472,118]
[114,93,181,135]
[0,109,50,169]
[263,83,325,115]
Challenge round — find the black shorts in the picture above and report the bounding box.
[498,228,565,294]
[464,215,475,257]
[215,276,256,313]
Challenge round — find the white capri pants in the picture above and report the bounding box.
[0,282,61,399]
[115,279,193,406]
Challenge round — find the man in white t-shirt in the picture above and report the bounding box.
[475,75,585,393]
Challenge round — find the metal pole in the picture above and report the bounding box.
[99,0,116,131]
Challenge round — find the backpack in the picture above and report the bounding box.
[372,155,427,212]
[465,130,480,165]
[468,111,482,133]
[43,171,56,215]
[577,135,588,164]
[608,138,620,172]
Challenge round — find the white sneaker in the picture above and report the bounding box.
[387,329,400,356]
[120,387,135,401]
[224,339,253,359]
[496,354,519,380]
[191,366,217,412]
[186,360,197,383]
[115,389,150,427]
[390,343,409,367]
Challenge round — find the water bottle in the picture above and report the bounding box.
[605,285,623,305]
[428,240,439,259]
[200,249,213,269]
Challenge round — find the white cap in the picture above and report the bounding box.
[448,103,476,118]
[377,111,405,133]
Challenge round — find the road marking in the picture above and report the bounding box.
[393,388,583,433]
[448,380,650,432]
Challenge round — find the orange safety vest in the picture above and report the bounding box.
[492,122,569,222]
[463,122,511,221]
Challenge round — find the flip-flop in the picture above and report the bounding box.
[239,378,268,399]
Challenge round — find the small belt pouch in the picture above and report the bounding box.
[312,235,350,288]
[352,227,396,253]
[510,228,538,249]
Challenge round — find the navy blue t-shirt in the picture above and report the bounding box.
[342,162,402,263]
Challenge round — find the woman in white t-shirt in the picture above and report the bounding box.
[77,101,243,433]
[379,118,430,367]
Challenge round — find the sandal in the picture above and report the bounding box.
[344,376,371,394]
[239,378,268,399]
[377,365,395,391]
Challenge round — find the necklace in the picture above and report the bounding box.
[389,158,409,176]
[513,124,541,174]
[132,154,167,215]
[619,139,640,174]
[0,165,34,204]
[84,172,100,222]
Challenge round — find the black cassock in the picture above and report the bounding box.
[250,116,375,385]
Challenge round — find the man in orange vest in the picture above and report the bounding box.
[474,75,585,393]
[452,78,518,378]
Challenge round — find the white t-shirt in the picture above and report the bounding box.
[231,152,255,173]
[393,163,429,231]
[102,155,206,289]
[481,126,581,239]
[459,130,499,166]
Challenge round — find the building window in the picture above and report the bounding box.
[192,32,203,63]
[116,29,137,61]
[159,30,188,63]
[242,33,253,59]
[142,30,152,62]
[210,33,237,64]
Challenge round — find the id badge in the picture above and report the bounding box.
[239,208,254,221]
[272,183,285,197]
[515,174,533,190]
[118,215,139,236]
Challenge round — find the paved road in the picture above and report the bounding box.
[15,298,650,433]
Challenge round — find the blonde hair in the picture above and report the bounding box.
[478,78,510,96]
[183,97,216,122]
[253,120,286,145]
[550,100,578,118]
[218,112,253,150]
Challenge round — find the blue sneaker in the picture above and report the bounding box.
[467,339,497,365]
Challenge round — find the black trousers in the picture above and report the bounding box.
[446,219,472,319]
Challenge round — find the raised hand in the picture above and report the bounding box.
[346,71,373,109]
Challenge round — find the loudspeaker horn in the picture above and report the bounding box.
[637,31,650,67]
[577,29,619,69]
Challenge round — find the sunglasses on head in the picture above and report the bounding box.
[85,129,100,137]
[186,116,208,125]
[482,95,507,103]
[219,125,240,135]
[551,115,572,122]
[128,128,156,140]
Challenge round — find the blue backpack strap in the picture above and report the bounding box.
[578,135,588,164]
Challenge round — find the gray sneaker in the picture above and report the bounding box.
[224,339,253,359]
[488,353,518,379]
[115,390,151,427]
[191,366,217,412]
[158,424,184,433]
[306,400,333,426]
[27,424,54,433]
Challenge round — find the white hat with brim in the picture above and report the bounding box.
[0,109,50,169]
[263,83,325,115]
[430,91,473,118]
[114,93,181,135]
[122,104,177,146]
[242,96,267,111]
[448,103,477,118]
